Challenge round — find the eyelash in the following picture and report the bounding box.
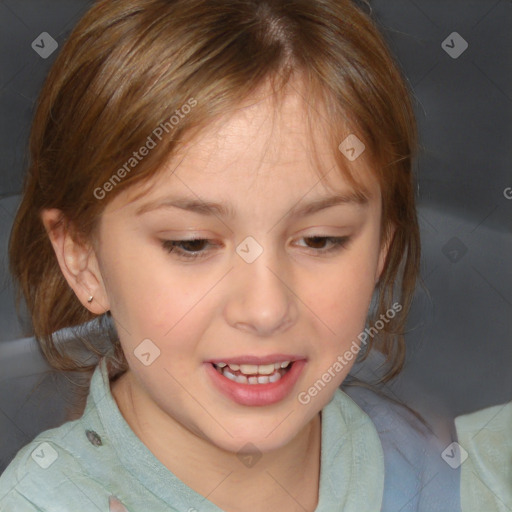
[160,236,351,261]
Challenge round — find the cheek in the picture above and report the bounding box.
[109,246,217,358]
[306,237,380,341]
[100,238,181,335]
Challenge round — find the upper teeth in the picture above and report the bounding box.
[215,361,290,374]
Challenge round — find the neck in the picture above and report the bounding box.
[111,370,322,512]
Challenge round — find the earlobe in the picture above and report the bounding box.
[40,208,110,314]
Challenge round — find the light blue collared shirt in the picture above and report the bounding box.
[0,355,461,511]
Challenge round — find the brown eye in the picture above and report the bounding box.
[298,236,351,254]
[178,239,209,252]
[305,237,329,249]
[161,238,214,260]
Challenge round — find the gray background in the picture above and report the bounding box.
[0,0,511,473]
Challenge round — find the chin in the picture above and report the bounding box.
[200,416,309,456]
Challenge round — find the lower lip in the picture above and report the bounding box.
[205,360,306,406]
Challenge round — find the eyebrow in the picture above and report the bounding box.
[135,191,368,219]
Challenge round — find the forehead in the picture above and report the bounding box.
[110,83,379,212]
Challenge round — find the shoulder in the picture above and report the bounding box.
[0,418,97,510]
[455,401,512,512]
[455,400,512,436]
[343,384,462,512]
[0,390,127,512]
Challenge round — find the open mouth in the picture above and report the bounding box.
[206,358,306,406]
[212,361,293,385]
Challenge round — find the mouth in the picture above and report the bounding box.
[211,360,293,385]
[205,356,306,406]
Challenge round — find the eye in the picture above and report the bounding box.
[296,236,351,254]
[160,238,214,260]
[160,235,351,261]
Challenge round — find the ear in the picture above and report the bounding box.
[375,223,395,285]
[40,208,110,314]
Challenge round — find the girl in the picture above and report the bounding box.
[0,0,459,510]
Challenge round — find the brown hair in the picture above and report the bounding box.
[9,0,420,418]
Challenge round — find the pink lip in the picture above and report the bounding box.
[206,354,303,365]
[205,359,307,406]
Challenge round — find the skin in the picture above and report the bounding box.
[42,81,391,511]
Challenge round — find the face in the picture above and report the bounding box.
[88,84,388,454]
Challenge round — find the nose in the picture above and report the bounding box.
[224,247,298,337]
